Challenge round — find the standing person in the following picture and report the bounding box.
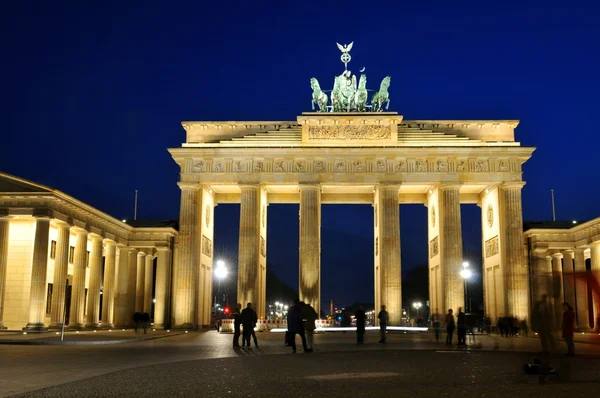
[241,302,258,348]
[445,309,455,345]
[232,303,242,348]
[432,314,441,342]
[562,302,575,356]
[532,295,555,355]
[378,305,388,343]
[287,298,308,353]
[302,301,317,352]
[355,305,366,344]
[457,307,466,346]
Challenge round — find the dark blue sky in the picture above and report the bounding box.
[2,1,599,306]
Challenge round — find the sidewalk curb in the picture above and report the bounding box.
[0,332,185,346]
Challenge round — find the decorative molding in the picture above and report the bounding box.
[485,235,499,257]
[205,205,210,228]
[487,204,494,228]
[201,235,213,258]
[314,160,326,172]
[431,206,436,228]
[260,236,266,258]
[430,236,439,258]
[375,237,379,256]
[261,205,266,228]
[308,125,391,140]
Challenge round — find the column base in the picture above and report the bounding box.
[100,323,114,330]
[68,323,86,331]
[171,323,194,330]
[23,324,49,333]
[85,322,101,329]
[113,323,131,330]
[153,323,166,329]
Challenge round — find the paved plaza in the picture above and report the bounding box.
[2,330,600,397]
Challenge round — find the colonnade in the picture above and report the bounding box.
[0,215,173,331]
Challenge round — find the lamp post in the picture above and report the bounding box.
[460,261,472,313]
[412,302,422,318]
[214,260,228,317]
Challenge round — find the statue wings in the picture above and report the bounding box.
[336,41,354,53]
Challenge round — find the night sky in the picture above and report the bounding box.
[2,1,599,308]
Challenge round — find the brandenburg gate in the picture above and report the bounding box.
[168,43,534,328]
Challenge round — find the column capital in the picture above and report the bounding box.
[299,184,320,191]
[502,181,526,190]
[32,208,53,219]
[52,219,71,229]
[239,184,260,191]
[89,233,103,242]
[103,239,117,246]
[177,182,199,191]
[574,247,587,254]
[562,249,575,256]
[71,226,89,236]
[0,208,9,218]
[439,183,462,191]
[155,246,171,252]
[137,251,147,258]
[378,184,401,192]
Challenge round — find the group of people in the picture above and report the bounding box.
[532,295,576,356]
[232,303,258,348]
[354,304,388,344]
[438,307,468,345]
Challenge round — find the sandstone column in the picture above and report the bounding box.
[24,216,51,332]
[85,235,103,328]
[135,251,146,313]
[299,185,321,316]
[113,245,130,328]
[440,184,463,314]
[144,253,154,314]
[125,248,138,327]
[551,252,564,329]
[154,247,172,328]
[49,223,71,328]
[173,183,198,328]
[562,251,576,310]
[531,250,550,302]
[591,244,600,324]
[69,229,88,329]
[101,240,117,328]
[0,214,10,329]
[501,182,529,321]
[545,256,557,329]
[238,185,261,309]
[574,248,590,330]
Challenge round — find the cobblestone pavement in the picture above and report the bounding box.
[3,330,600,397]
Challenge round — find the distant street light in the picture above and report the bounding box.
[460,261,472,312]
[214,260,228,280]
[412,302,422,317]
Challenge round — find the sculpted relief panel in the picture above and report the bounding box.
[485,236,499,258]
[308,125,391,140]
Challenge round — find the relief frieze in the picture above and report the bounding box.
[201,235,213,258]
[430,236,439,258]
[485,235,499,258]
[308,125,391,140]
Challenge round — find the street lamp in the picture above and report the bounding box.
[214,260,227,280]
[412,302,422,318]
[460,261,472,313]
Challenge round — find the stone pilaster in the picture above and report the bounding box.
[135,251,146,313]
[574,248,590,330]
[85,235,103,328]
[501,182,529,321]
[49,223,71,328]
[173,183,198,328]
[24,216,51,332]
[531,250,550,302]
[125,248,138,327]
[69,229,88,329]
[299,185,321,316]
[101,240,117,328]
[590,244,600,324]
[551,252,564,329]
[440,184,463,315]
[562,250,576,310]
[154,247,171,328]
[238,185,261,310]
[196,186,215,327]
[113,245,130,328]
[144,253,154,314]
[0,215,10,329]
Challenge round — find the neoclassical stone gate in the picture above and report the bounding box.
[169,112,534,327]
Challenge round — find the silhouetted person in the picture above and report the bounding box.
[302,301,317,352]
[133,312,142,334]
[457,307,466,346]
[378,305,388,343]
[445,309,455,345]
[520,319,529,337]
[233,303,242,348]
[355,305,366,344]
[562,302,575,356]
[241,302,258,348]
[287,298,308,353]
[532,294,555,355]
[432,315,441,342]
[141,312,150,334]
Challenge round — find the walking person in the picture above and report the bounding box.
[378,305,388,343]
[241,302,258,348]
[445,309,455,345]
[355,305,366,344]
[287,298,308,353]
[457,307,466,346]
[562,302,575,356]
[232,303,242,348]
[532,295,555,355]
[432,314,441,342]
[302,301,317,352]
